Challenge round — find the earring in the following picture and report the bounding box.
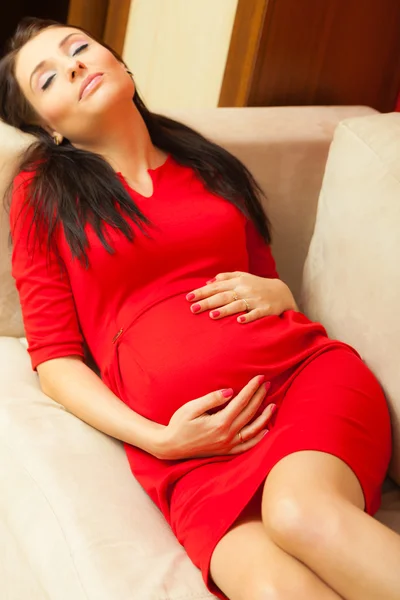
[53,134,63,146]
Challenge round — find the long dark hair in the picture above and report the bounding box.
[0,17,270,266]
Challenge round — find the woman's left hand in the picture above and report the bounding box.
[186,272,298,324]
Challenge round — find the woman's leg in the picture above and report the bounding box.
[210,495,342,600]
[262,451,400,600]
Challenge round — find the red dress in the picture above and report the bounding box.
[11,157,391,599]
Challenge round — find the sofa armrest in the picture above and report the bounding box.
[0,338,213,600]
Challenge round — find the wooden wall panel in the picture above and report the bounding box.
[68,0,131,54]
[103,0,132,55]
[219,0,269,107]
[67,0,109,40]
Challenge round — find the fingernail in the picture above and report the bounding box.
[263,430,269,437]
[186,293,195,301]
[264,381,271,391]
[207,278,216,284]
[270,403,277,415]
[258,374,265,384]
[210,310,220,318]
[238,316,246,323]
[191,303,201,313]
[222,388,234,398]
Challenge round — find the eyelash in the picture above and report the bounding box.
[41,43,89,91]
[73,43,89,56]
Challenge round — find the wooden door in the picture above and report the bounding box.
[220,0,400,112]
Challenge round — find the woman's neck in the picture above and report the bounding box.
[77,104,167,193]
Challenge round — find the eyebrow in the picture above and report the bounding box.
[29,32,82,89]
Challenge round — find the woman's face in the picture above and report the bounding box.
[15,26,134,143]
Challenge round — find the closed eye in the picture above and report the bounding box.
[72,43,89,56]
[41,74,56,91]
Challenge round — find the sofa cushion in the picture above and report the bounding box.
[302,113,400,484]
[0,120,31,337]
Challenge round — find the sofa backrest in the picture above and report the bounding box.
[0,105,374,337]
[0,121,32,336]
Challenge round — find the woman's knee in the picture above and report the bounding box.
[262,485,346,553]
[237,574,296,600]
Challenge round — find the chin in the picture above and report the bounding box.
[87,81,134,113]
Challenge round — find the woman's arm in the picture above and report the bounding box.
[38,356,165,454]
[10,174,273,460]
[245,219,280,279]
[38,358,273,460]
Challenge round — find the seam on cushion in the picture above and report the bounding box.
[339,121,400,186]
[0,438,90,600]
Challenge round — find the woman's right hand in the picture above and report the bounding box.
[156,375,275,460]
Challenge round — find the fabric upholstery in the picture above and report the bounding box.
[1,106,399,600]
[302,112,400,484]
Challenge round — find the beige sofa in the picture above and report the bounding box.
[1,106,399,600]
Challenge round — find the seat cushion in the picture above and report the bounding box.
[0,336,214,600]
[302,113,400,484]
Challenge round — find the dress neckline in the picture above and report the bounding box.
[117,154,171,199]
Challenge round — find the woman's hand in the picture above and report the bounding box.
[186,272,298,324]
[156,375,276,460]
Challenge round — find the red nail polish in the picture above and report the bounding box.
[222,388,233,398]
[186,293,195,301]
[270,404,277,415]
[238,316,246,323]
[207,278,216,284]
[258,374,265,383]
[191,303,201,313]
[211,310,220,318]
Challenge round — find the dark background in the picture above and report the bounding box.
[0,1,69,56]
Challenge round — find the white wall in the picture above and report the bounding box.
[122,0,238,111]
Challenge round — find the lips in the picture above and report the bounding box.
[79,73,103,100]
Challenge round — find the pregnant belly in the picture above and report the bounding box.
[108,295,330,424]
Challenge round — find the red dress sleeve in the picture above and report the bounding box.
[245,219,279,279]
[10,174,85,371]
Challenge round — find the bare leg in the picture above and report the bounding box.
[210,495,342,600]
[262,451,400,600]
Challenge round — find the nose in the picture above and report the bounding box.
[67,60,86,82]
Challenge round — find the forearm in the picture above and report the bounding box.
[38,356,165,457]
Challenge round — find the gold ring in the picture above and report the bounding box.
[243,299,250,312]
[238,431,244,444]
[233,292,239,302]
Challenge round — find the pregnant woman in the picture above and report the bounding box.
[1,17,398,600]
